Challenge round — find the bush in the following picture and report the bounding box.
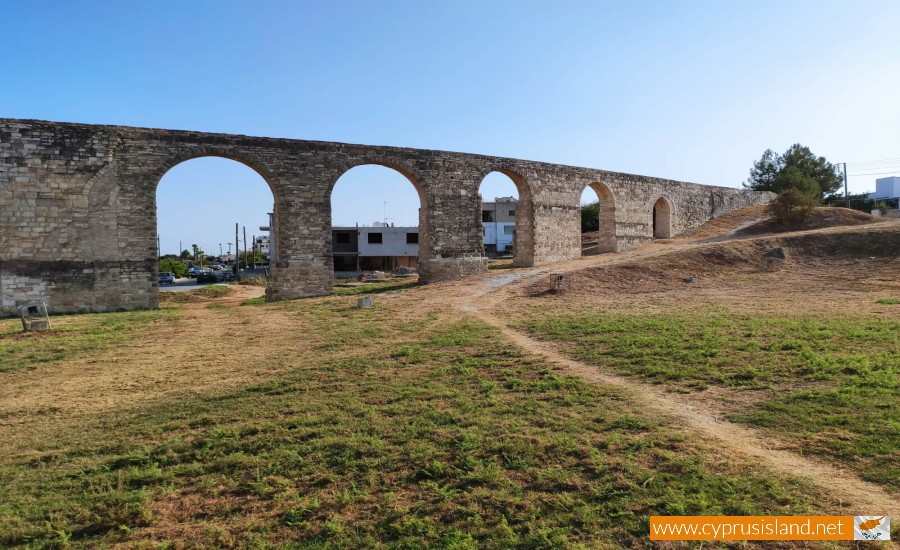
[767,188,817,225]
[765,168,820,225]
[159,257,188,278]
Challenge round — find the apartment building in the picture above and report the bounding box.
[332,223,419,275]
[482,196,518,256]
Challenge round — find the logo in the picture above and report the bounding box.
[854,516,890,541]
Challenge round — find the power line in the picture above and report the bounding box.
[847,170,900,177]
[845,158,900,168]
[846,156,900,162]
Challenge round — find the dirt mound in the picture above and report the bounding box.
[777,223,900,258]
[523,223,900,297]
[528,241,772,296]
[736,207,885,236]
[679,205,769,240]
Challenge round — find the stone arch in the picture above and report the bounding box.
[652,196,674,239]
[328,160,426,208]
[477,168,534,266]
[151,150,280,198]
[329,161,428,277]
[152,152,279,286]
[582,182,617,254]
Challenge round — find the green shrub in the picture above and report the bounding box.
[159,257,188,278]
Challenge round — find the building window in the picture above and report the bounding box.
[503,226,515,234]
[335,232,350,244]
[368,232,383,244]
[406,232,418,244]
[482,210,494,222]
[509,210,515,216]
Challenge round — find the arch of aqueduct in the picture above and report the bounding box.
[1,119,771,315]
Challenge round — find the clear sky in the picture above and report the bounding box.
[3,1,899,255]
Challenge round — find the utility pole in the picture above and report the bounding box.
[243,226,248,269]
[235,223,240,279]
[157,234,161,258]
[227,243,232,255]
[842,162,849,208]
[219,243,223,257]
[179,240,182,258]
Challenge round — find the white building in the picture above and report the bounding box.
[869,176,900,200]
[482,196,518,256]
[332,224,419,274]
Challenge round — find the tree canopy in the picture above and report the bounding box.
[745,144,842,198]
[581,202,599,233]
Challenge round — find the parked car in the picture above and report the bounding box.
[222,269,236,281]
[159,272,176,285]
[187,266,203,277]
[196,270,224,284]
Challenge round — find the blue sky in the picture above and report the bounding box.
[3,1,899,255]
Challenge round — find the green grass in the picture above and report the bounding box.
[526,310,899,488]
[487,259,514,270]
[0,302,840,548]
[332,278,418,296]
[196,284,230,297]
[876,297,900,304]
[0,308,178,374]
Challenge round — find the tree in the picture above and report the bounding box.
[745,144,842,197]
[581,202,599,233]
[767,189,817,225]
[747,149,780,191]
[766,167,820,225]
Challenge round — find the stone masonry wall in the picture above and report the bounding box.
[1,119,772,315]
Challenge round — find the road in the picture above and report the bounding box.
[159,278,217,292]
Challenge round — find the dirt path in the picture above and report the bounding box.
[452,229,900,523]
[4,215,896,525]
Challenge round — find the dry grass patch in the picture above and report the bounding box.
[0,297,849,548]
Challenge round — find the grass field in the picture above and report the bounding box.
[0,298,843,548]
[525,309,900,490]
[0,308,177,374]
[3,219,898,548]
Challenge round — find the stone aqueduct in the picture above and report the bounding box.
[0,119,771,315]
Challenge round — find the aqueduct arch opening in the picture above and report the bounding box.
[155,156,275,283]
[652,196,673,239]
[580,182,617,255]
[330,164,425,276]
[478,169,534,267]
